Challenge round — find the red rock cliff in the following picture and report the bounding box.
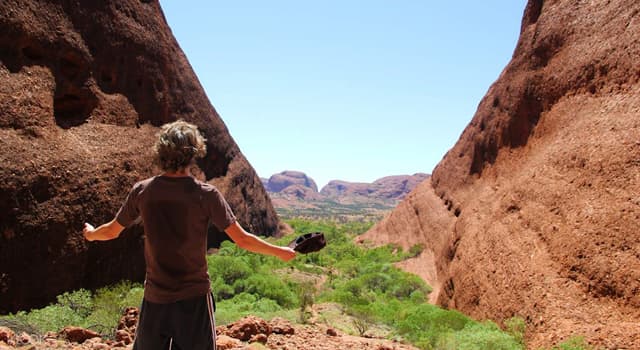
[360,0,640,348]
[0,0,279,313]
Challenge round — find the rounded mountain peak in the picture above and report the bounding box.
[267,171,318,193]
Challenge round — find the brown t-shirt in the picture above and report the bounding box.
[115,175,236,303]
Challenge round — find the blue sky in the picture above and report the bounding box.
[159,1,527,188]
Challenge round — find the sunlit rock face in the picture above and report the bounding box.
[0,0,279,313]
[360,0,640,348]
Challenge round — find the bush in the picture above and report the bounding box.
[504,317,526,345]
[13,304,84,333]
[56,289,93,318]
[298,282,316,323]
[234,274,297,308]
[0,282,143,335]
[86,282,143,334]
[547,336,595,350]
[208,255,252,285]
[408,243,425,258]
[215,292,290,325]
[454,322,523,350]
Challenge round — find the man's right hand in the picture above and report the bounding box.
[277,247,297,262]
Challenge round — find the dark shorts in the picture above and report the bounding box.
[133,293,216,350]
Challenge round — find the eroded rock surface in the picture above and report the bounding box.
[0,0,279,313]
[360,0,640,348]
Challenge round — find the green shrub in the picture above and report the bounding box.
[408,243,425,258]
[234,274,297,308]
[454,322,523,350]
[547,336,595,350]
[215,292,290,325]
[0,282,143,335]
[86,281,143,334]
[208,255,252,285]
[211,276,234,300]
[56,289,93,318]
[298,282,316,323]
[13,305,84,333]
[504,316,526,345]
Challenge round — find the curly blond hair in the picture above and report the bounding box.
[154,120,207,172]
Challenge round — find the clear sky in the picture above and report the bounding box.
[159,1,527,188]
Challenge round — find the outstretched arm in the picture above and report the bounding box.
[83,219,124,241]
[224,221,296,262]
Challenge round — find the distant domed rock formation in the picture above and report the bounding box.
[264,171,429,204]
[265,171,318,193]
[321,174,429,202]
[359,0,640,348]
[0,0,279,313]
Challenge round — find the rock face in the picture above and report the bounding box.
[0,0,280,313]
[279,184,322,201]
[360,0,640,348]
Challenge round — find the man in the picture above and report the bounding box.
[83,120,296,350]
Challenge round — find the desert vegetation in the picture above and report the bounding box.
[0,219,596,349]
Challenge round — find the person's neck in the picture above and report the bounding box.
[162,168,190,178]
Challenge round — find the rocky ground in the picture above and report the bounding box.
[0,308,418,350]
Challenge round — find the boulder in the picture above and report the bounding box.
[59,326,100,344]
[0,327,14,345]
[223,316,271,341]
[215,335,242,350]
[270,317,294,335]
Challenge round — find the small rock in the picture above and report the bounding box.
[83,337,110,350]
[91,343,110,350]
[216,335,242,350]
[111,340,126,348]
[270,317,295,335]
[0,327,14,344]
[225,316,271,341]
[115,329,133,345]
[17,332,33,345]
[43,331,58,340]
[326,327,338,336]
[249,333,268,344]
[59,326,101,344]
[117,307,139,329]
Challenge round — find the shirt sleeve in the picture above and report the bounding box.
[206,187,236,231]
[115,182,142,227]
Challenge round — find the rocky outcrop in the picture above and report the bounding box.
[320,174,429,203]
[320,180,370,198]
[265,171,428,204]
[279,184,322,201]
[0,0,279,313]
[371,175,430,200]
[360,0,640,348]
[265,170,318,193]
